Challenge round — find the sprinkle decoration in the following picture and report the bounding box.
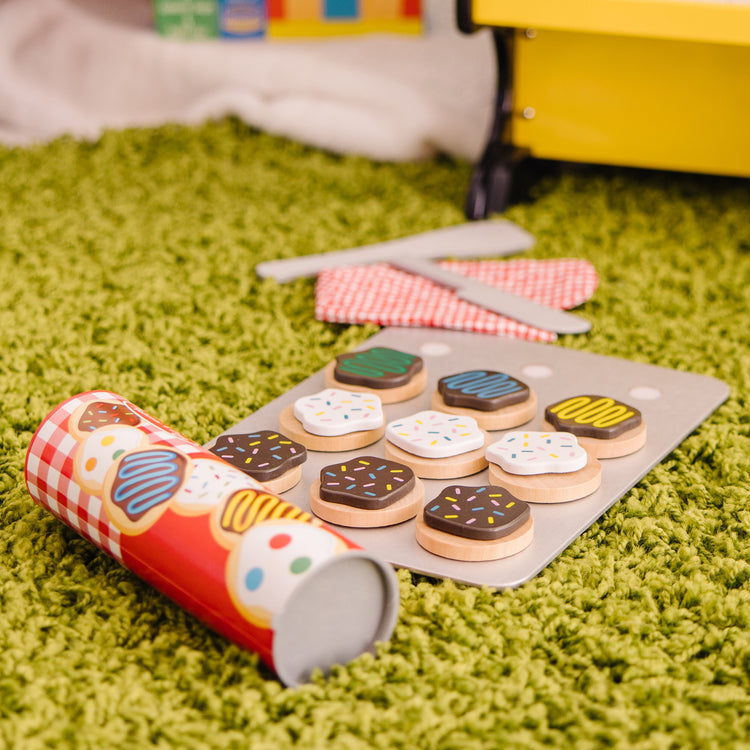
[293,389,384,437]
[210,430,307,482]
[423,485,530,541]
[318,456,415,511]
[385,410,485,459]
[486,431,588,476]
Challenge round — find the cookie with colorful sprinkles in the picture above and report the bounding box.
[226,519,347,630]
[415,484,534,561]
[210,431,307,493]
[543,395,647,458]
[69,399,142,440]
[384,410,491,479]
[485,431,602,503]
[73,425,150,495]
[431,370,537,430]
[325,347,426,403]
[310,456,424,528]
[279,389,385,452]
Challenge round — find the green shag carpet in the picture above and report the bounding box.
[1,119,749,750]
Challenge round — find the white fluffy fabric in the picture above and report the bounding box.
[0,0,496,161]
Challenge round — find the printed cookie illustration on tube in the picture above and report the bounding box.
[24,391,399,687]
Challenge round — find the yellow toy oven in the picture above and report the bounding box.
[457,0,750,217]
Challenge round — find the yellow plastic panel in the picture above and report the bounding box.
[472,0,750,46]
[510,29,750,177]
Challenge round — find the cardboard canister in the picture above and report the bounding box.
[24,391,400,686]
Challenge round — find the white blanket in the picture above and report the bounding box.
[0,0,496,161]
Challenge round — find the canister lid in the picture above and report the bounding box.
[273,552,399,687]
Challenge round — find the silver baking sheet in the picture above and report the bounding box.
[209,328,729,588]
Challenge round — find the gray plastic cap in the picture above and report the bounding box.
[273,551,400,687]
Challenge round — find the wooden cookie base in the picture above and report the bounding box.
[541,419,648,459]
[431,389,537,431]
[384,431,491,479]
[324,361,427,404]
[279,404,384,452]
[259,465,304,494]
[488,454,602,503]
[309,478,425,528]
[415,507,534,562]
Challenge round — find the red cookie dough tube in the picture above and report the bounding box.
[24,391,399,686]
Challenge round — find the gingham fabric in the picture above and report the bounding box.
[24,391,214,563]
[315,259,599,342]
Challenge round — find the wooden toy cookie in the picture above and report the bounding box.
[431,370,537,430]
[543,395,647,458]
[310,456,424,528]
[210,431,307,493]
[384,410,490,479]
[324,347,426,403]
[486,431,602,503]
[279,389,385,452]
[415,484,534,561]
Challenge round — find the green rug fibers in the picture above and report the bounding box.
[1,119,749,749]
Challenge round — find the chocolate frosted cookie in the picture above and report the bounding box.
[438,371,530,412]
[543,395,646,459]
[310,456,424,528]
[319,457,415,510]
[210,431,307,493]
[325,347,426,403]
[70,400,141,438]
[415,484,534,562]
[423,485,529,541]
[432,371,536,431]
[104,447,189,533]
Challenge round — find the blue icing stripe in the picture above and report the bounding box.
[113,449,183,516]
[442,371,523,398]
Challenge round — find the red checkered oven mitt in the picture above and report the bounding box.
[315,258,598,342]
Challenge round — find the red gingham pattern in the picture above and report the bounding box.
[315,259,598,342]
[24,391,215,564]
[25,391,125,561]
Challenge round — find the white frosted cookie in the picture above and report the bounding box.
[385,410,484,458]
[485,431,588,475]
[73,425,149,494]
[279,389,385,452]
[486,431,602,504]
[384,410,490,479]
[172,457,261,515]
[293,389,384,436]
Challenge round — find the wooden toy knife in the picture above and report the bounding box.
[255,220,535,283]
[391,257,592,335]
